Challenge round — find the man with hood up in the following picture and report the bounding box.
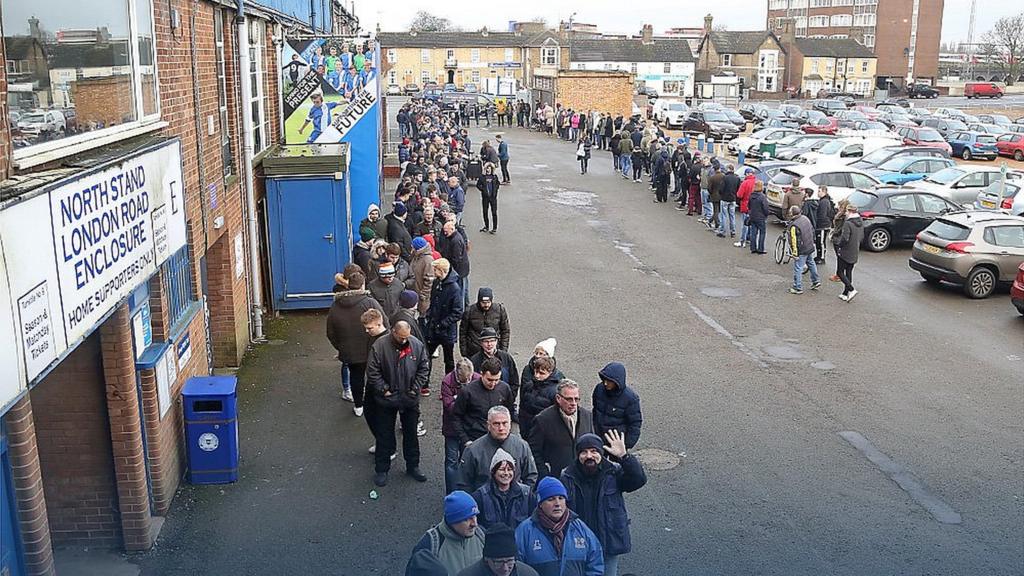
[591,362,643,450]
[470,448,537,530]
[559,432,647,576]
[360,204,388,241]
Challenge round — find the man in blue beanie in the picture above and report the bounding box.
[412,491,486,575]
[515,477,603,575]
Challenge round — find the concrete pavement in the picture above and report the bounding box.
[135,125,1022,575]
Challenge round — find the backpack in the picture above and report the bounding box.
[426,527,446,556]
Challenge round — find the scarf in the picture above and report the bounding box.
[536,508,570,556]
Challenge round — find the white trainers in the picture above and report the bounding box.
[838,293,849,302]
[846,289,858,302]
[733,241,744,248]
[341,389,354,402]
[417,421,427,437]
[354,406,363,417]
[432,348,440,358]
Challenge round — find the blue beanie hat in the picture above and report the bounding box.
[394,202,408,217]
[412,236,428,250]
[444,491,479,525]
[536,477,568,502]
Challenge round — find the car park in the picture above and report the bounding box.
[847,145,951,171]
[727,127,801,156]
[879,112,915,129]
[947,131,998,161]
[779,103,803,118]
[772,135,836,160]
[977,114,1012,127]
[920,117,968,138]
[739,103,771,122]
[934,107,965,119]
[653,99,690,127]
[905,107,931,124]
[796,136,899,165]
[750,133,830,159]
[877,98,911,109]
[966,123,1007,136]
[794,109,827,126]
[1011,264,1024,315]
[894,125,953,154]
[721,108,748,131]
[905,166,1020,205]
[801,116,839,135]
[964,82,1004,99]
[907,83,940,99]
[682,110,740,140]
[813,99,849,116]
[910,211,1024,298]
[744,160,799,184]
[846,187,961,251]
[867,156,956,185]
[995,133,1024,161]
[765,163,881,215]
[840,120,892,137]
[974,179,1022,215]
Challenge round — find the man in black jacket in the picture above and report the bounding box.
[452,357,516,448]
[591,362,642,450]
[717,164,741,238]
[815,185,837,265]
[366,321,431,487]
[386,202,413,261]
[438,219,470,307]
[528,380,593,479]
[469,327,520,404]
[459,287,511,358]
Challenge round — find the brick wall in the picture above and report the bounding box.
[29,333,122,549]
[556,71,634,117]
[0,35,10,182]
[3,396,56,576]
[206,232,248,365]
[72,76,136,129]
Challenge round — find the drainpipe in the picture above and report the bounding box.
[236,0,265,341]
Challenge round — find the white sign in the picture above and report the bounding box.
[17,282,57,378]
[0,140,187,409]
[155,348,177,418]
[234,232,244,280]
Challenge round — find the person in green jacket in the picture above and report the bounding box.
[411,491,486,575]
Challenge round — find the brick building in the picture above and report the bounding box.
[696,15,787,94]
[765,0,944,89]
[775,19,878,96]
[0,1,358,574]
[554,70,635,117]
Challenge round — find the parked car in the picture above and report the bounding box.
[974,179,1023,215]
[840,120,892,137]
[964,82,1004,99]
[721,108,748,131]
[933,107,965,119]
[846,187,961,251]
[995,133,1024,162]
[773,135,836,160]
[403,83,421,95]
[797,136,899,165]
[812,99,848,116]
[438,92,496,113]
[848,145,951,171]
[778,103,803,118]
[386,83,402,95]
[682,110,740,140]
[463,82,479,93]
[1011,264,1024,315]
[743,160,799,184]
[794,109,827,126]
[910,211,1024,298]
[638,86,660,99]
[867,156,956,186]
[652,99,690,127]
[16,109,66,136]
[966,123,1008,136]
[727,127,801,156]
[947,131,999,161]
[853,106,882,120]
[877,98,912,108]
[895,125,953,155]
[765,164,881,216]
[1007,125,1024,134]
[751,133,831,159]
[802,116,839,135]
[905,107,932,124]
[739,103,771,122]
[443,82,457,92]
[907,83,940,99]
[905,166,1020,205]
[879,112,915,129]
[920,117,968,138]
[977,114,1012,127]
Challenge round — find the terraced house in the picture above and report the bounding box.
[696,15,787,94]
[776,19,878,96]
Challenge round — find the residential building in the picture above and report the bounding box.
[0,0,357,572]
[786,37,878,95]
[570,24,696,97]
[766,0,943,88]
[696,15,787,94]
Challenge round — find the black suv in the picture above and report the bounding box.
[907,83,939,99]
[682,110,740,141]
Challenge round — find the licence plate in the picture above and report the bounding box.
[922,244,942,255]
[768,190,781,200]
[981,200,996,209]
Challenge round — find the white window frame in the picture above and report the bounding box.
[811,59,819,73]
[471,70,481,82]
[11,0,163,168]
[420,70,431,83]
[446,49,455,60]
[721,54,732,67]
[663,62,672,74]
[833,0,853,5]
[769,0,789,9]
[862,34,875,48]
[812,0,831,7]
[505,48,514,62]
[831,14,852,26]
[809,15,829,28]
[541,42,559,67]
[861,60,869,73]
[470,48,480,63]
[421,49,431,63]
[214,8,233,178]
[386,48,397,64]
[249,19,269,154]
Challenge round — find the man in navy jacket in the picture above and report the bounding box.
[591,362,642,450]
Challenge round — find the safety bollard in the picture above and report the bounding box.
[697,135,705,152]
[738,150,746,166]
[707,139,715,156]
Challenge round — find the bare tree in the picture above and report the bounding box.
[409,11,460,32]
[982,13,1024,85]
[712,24,729,32]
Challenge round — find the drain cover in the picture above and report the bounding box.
[632,448,682,471]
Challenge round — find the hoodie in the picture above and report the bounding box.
[325,289,387,364]
[836,213,864,264]
[359,204,389,241]
[736,173,756,214]
[592,362,643,449]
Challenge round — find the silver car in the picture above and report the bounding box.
[909,211,1024,298]
[974,179,1024,216]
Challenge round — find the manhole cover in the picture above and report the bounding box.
[267,339,286,346]
[632,448,682,471]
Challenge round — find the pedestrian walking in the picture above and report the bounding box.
[527,380,593,480]
[576,137,592,175]
[326,271,386,414]
[496,134,511,184]
[787,206,821,295]
[747,181,770,254]
[452,358,517,449]
[515,477,604,574]
[443,359,480,493]
[477,163,501,234]
[469,449,537,531]
[469,328,520,404]
[560,431,647,576]
[591,362,642,450]
[411,491,486,575]
[456,523,540,576]
[365,321,430,486]
[834,203,864,302]
[815,186,836,265]
[460,287,512,359]
[518,352,563,440]
[734,168,756,247]
[425,258,464,392]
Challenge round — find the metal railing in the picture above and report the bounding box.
[162,246,196,327]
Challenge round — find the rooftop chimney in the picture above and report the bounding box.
[28,16,41,39]
[641,24,653,45]
[704,14,714,34]
[778,17,796,44]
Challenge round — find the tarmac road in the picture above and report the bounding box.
[135,125,1023,576]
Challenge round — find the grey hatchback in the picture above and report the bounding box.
[909,211,1024,298]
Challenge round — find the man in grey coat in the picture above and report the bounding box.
[456,406,538,493]
[787,206,821,295]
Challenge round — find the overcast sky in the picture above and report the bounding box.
[360,0,1018,45]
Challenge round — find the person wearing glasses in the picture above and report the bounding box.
[526,380,593,480]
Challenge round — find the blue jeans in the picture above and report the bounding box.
[460,276,470,308]
[738,213,749,244]
[793,254,820,291]
[718,201,736,235]
[604,554,620,576]
[444,436,464,494]
[341,363,350,391]
[701,189,712,220]
[749,220,766,252]
[620,155,632,178]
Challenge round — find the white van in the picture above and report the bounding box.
[653,100,689,127]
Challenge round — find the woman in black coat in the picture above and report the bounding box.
[576,137,592,175]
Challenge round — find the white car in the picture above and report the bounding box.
[727,127,801,156]
[653,99,689,127]
[796,136,900,165]
[17,109,65,135]
[765,163,882,216]
[904,166,1024,206]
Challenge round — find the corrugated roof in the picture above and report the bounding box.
[708,31,776,54]
[795,38,875,59]
[377,31,527,48]
[570,37,695,63]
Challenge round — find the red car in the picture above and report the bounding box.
[895,125,953,155]
[853,106,882,120]
[801,117,839,135]
[1012,263,1024,316]
[995,133,1024,161]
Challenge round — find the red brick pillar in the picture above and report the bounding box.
[99,305,154,551]
[3,396,56,576]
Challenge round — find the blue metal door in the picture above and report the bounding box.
[268,177,348,309]
[1,426,25,576]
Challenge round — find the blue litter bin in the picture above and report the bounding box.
[183,376,239,484]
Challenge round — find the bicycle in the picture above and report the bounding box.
[774,224,794,265]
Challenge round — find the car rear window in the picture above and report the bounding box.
[924,219,971,241]
[846,190,877,208]
[917,128,944,142]
[771,170,800,186]
[977,135,997,144]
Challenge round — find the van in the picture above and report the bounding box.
[652,99,689,127]
[964,82,1004,99]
